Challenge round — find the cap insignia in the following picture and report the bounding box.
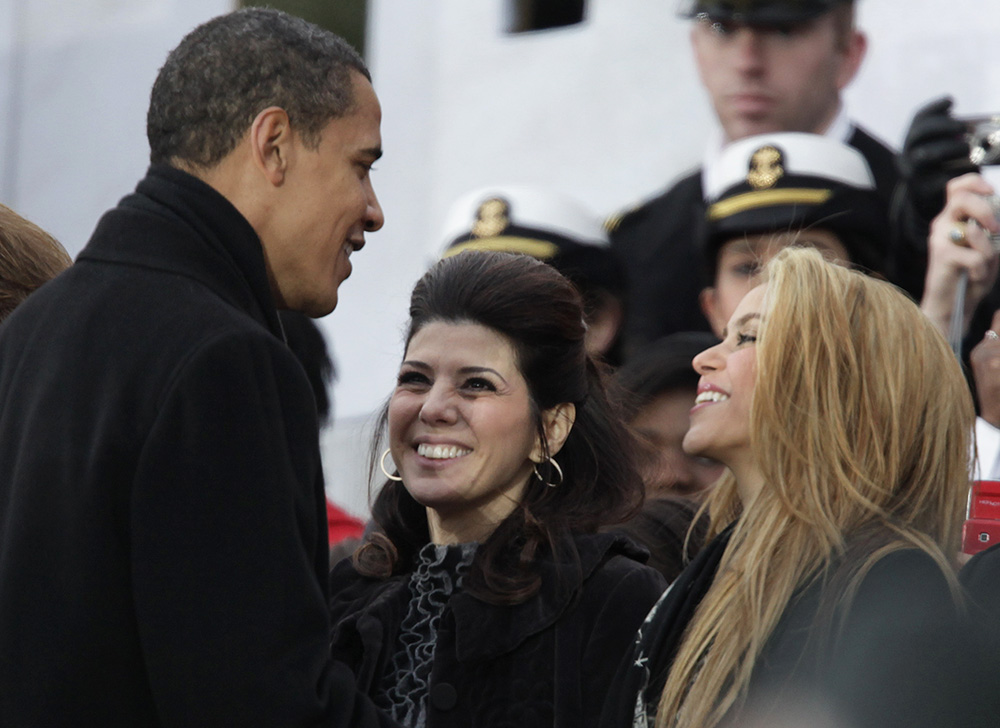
[472,198,511,238]
[746,145,784,190]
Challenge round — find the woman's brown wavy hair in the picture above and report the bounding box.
[353,251,644,604]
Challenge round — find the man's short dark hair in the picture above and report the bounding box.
[147,7,371,168]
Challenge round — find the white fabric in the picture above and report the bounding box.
[974,416,1000,480]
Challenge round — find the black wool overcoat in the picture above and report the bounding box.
[0,165,391,727]
[329,532,667,728]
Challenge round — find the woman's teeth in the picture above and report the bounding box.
[417,444,472,459]
[695,391,729,405]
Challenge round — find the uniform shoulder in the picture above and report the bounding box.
[847,124,899,177]
[605,168,703,235]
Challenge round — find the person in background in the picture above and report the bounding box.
[608,0,969,358]
[916,173,999,347]
[696,131,888,337]
[615,331,724,500]
[329,251,665,728]
[0,203,72,323]
[924,186,1000,717]
[279,310,366,562]
[0,9,392,726]
[972,310,1000,478]
[439,185,627,365]
[610,331,722,582]
[603,247,976,728]
[897,172,1000,477]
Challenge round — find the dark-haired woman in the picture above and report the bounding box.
[328,251,666,727]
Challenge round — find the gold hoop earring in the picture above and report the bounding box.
[379,448,403,482]
[533,457,563,488]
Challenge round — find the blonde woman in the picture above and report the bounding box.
[602,247,975,728]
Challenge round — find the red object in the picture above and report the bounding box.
[968,480,1000,519]
[962,481,1000,555]
[962,519,1000,556]
[326,499,365,546]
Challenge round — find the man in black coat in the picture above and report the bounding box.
[0,9,395,727]
[608,0,918,358]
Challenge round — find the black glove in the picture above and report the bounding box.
[899,95,980,221]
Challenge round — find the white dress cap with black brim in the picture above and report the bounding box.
[701,132,889,277]
[436,185,625,295]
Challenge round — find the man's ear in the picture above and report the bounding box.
[699,287,726,339]
[248,106,293,186]
[530,402,576,463]
[836,29,867,90]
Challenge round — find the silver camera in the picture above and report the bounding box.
[963,115,1000,166]
[957,117,1000,249]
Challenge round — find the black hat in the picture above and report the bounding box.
[701,132,889,277]
[678,0,852,25]
[439,186,626,297]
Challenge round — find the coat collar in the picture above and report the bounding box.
[449,531,646,661]
[329,533,649,663]
[77,164,283,339]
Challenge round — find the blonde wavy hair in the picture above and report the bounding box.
[656,246,974,728]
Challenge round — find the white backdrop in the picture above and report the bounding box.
[2,1,999,517]
[0,0,234,251]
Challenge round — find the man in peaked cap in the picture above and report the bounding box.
[695,131,888,335]
[606,0,917,359]
[440,185,628,364]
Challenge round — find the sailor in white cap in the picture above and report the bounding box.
[440,186,627,364]
[696,131,888,336]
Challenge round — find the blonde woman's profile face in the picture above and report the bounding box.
[685,284,765,492]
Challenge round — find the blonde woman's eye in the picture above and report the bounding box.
[736,332,757,346]
[397,371,430,387]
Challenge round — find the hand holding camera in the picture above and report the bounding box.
[920,173,1000,340]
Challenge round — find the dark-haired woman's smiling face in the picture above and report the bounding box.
[388,321,541,544]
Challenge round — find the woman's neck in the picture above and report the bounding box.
[426,509,500,545]
[732,461,766,509]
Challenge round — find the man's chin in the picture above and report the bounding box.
[721,114,785,142]
[288,294,337,319]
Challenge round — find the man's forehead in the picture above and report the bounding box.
[679,0,848,26]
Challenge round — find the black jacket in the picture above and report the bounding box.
[959,543,1000,721]
[0,166,391,727]
[609,125,911,358]
[602,527,976,728]
[329,532,667,728]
